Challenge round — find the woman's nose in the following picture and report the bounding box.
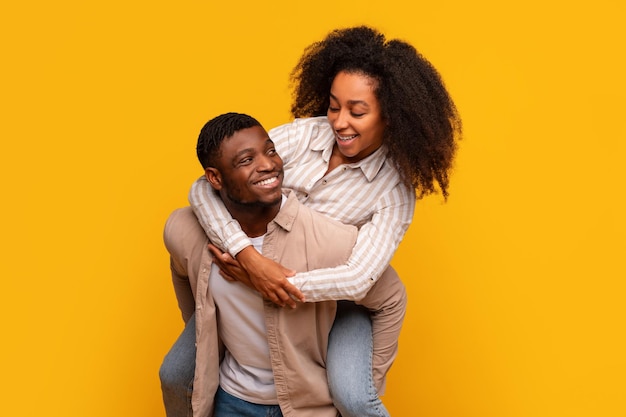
[332,109,349,130]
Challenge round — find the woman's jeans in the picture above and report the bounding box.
[327,301,390,417]
[159,314,196,417]
[159,305,389,417]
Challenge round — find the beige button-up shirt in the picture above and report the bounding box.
[165,191,406,417]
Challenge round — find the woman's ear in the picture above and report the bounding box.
[204,167,222,190]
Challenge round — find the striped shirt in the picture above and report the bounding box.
[189,116,415,301]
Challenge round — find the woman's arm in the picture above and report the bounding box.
[290,184,415,302]
[188,177,303,306]
[187,118,306,255]
[188,176,252,256]
[210,183,415,303]
[187,119,313,306]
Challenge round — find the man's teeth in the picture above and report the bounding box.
[256,177,277,186]
[338,134,358,141]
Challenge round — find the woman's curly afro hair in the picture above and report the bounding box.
[290,26,462,199]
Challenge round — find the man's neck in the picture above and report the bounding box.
[224,203,280,238]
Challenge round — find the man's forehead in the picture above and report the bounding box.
[221,129,272,158]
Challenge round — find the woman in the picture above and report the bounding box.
[189,26,461,416]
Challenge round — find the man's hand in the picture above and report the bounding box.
[236,246,304,308]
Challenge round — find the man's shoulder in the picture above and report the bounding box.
[163,207,207,255]
[281,192,357,242]
[273,193,357,268]
[165,206,199,232]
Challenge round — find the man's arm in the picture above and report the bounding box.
[169,257,195,323]
[163,207,204,323]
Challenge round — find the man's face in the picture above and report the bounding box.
[208,125,284,207]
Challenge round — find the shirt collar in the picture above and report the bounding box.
[271,191,300,232]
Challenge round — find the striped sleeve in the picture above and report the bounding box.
[268,117,320,170]
[290,184,416,302]
[188,176,252,256]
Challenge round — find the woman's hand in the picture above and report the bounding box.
[209,244,304,308]
[208,243,254,288]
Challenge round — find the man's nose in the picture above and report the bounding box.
[257,155,275,171]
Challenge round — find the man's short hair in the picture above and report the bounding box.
[196,112,262,169]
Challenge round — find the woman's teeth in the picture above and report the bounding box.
[338,134,358,141]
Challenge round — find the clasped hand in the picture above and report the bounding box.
[207,243,305,308]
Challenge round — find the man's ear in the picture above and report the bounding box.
[204,167,222,190]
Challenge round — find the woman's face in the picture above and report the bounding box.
[327,71,386,163]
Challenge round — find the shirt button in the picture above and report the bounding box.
[322,180,327,185]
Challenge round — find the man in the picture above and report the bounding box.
[160,113,406,416]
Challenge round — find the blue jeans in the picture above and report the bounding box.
[159,314,196,417]
[214,386,283,417]
[327,301,390,417]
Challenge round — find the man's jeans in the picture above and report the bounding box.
[214,386,283,417]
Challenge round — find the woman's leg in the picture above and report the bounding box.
[327,301,390,417]
[357,266,408,393]
[159,314,197,417]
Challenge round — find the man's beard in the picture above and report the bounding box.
[225,190,282,209]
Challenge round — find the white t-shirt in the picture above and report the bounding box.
[209,235,277,404]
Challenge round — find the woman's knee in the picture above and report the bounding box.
[159,353,190,389]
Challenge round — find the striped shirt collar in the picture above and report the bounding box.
[309,121,389,182]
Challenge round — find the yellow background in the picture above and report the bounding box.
[2,1,625,416]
